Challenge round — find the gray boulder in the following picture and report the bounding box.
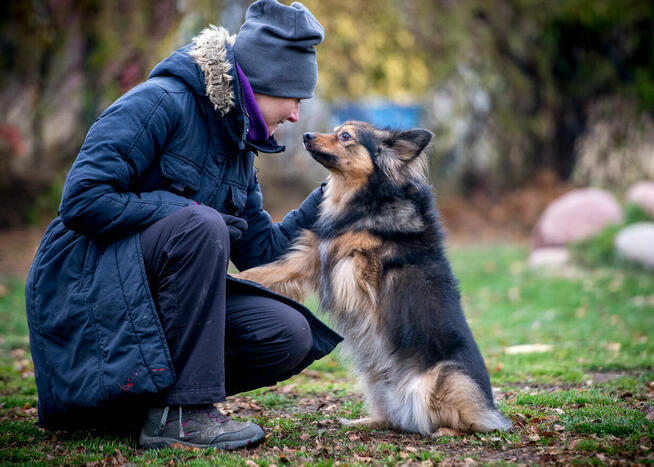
[625,181,654,217]
[533,188,623,247]
[614,222,654,269]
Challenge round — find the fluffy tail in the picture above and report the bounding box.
[426,362,512,433]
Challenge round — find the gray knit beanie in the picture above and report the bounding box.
[233,0,324,99]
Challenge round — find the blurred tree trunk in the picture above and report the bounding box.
[0,0,188,228]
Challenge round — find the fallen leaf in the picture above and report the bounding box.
[504,344,553,355]
[528,434,540,442]
[168,443,199,452]
[299,433,310,441]
[245,460,259,467]
[605,342,621,353]
[405,445,418,452]
[114,448,128,463]
[280,384,297,394]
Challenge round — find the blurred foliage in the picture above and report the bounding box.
[570,203,654,269]
[0,0,221,227]
[573,97,654,190]
[304,0,654,191]
[303,0,435,102]
[1,0,654,227]
[406,0,654,189]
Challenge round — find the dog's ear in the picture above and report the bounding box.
[388,129,433,161]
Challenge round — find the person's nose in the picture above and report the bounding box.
[288,102,300,123]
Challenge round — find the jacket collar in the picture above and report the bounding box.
[189,26,285,154]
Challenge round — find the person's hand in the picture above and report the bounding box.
[221,214,248,242]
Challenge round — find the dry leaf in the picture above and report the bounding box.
[504,344,553,355]
[168,443,199,452]
[245,460,259,467]
[605,342,621,352]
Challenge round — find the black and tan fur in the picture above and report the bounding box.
[236,121,511,435]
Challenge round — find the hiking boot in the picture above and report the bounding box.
[139,404,265,450]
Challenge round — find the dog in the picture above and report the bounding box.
[236,121,511,435]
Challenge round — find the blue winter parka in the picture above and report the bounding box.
[25,26,342,429]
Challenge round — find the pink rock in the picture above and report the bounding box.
[625,181,654,217]
[533,188,623,247]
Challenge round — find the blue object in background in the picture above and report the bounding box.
[332,100,421,129]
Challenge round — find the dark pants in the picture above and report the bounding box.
[140,205,313,406]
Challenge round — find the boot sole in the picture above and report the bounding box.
[139,431,265,451]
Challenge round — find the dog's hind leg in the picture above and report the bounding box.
[235,229,320,302]
[427,362,512,433]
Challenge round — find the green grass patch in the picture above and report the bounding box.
[1,243,653,464]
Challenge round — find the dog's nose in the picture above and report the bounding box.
[303,132,316,142]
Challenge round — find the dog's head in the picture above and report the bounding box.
[302,121,433,187]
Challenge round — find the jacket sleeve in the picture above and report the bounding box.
[59,83,195,238]
[230,171,324,271]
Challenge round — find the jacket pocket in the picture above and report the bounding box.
[160,151,201,193]
[225,183,247,217]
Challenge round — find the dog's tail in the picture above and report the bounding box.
[426,361,512,433]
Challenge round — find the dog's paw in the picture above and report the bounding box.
[233,271,257,282]
[431,427,466,438]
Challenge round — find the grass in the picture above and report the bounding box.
[1,244,653,465]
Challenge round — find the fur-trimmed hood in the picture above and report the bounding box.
[149,26,285,154]
[149,25,239,117]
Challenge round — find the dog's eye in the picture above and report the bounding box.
[339,132,352,142]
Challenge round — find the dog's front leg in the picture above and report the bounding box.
[235,229,320,302]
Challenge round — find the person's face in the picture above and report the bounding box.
[253,93,301,136]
